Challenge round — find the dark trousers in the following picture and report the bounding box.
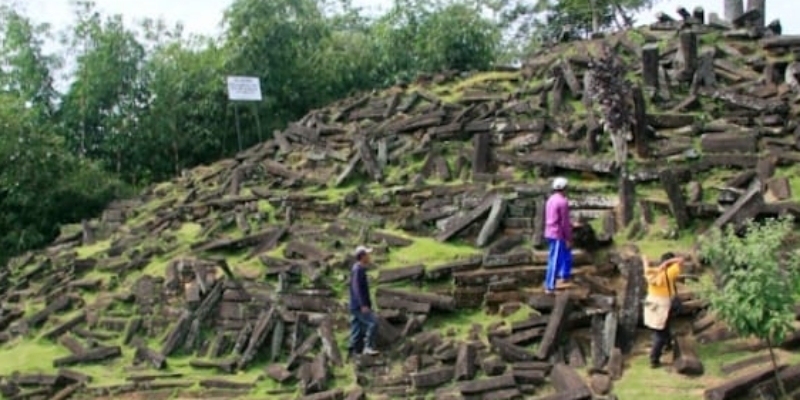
[650,324,672,364]
[348,309,376,354]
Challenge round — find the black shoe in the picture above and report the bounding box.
[650,360,661,369]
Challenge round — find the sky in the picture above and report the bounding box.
[13,0,799,39]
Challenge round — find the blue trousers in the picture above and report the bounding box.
[544,238,572,291]
[348,309,377,352]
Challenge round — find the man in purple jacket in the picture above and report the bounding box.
[348,245,379,356]
[544,177,574,294]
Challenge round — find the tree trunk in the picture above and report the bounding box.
[173,141,179,175]
[766,337,789,399]
[611,1,634,28]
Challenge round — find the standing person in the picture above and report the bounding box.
[643,252,684,368]
[348,245,380,357]
[544,177,574,294]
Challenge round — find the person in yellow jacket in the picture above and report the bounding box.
[643,252,684,368]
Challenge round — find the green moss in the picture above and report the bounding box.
[264,243,288,261]
[152,181,174,194]
[700,31,722,46]
[627,30,651,45]
[57,223,83,238]
[315,185,355,201]
[380,231,480,268]
[446,71,520,93]
[566,96,587,114]
[76,239,112,258]
[425,306,537,342]
[774,165,800,199]
[588,217,604,234]
[175,222,202,243]
[0,338,77,375]
[132,222,204,277]
[140,253,176,278]
[226,251,265,279]
[512,169,529,181]
[257,199,273,213]
[384,165,408,183]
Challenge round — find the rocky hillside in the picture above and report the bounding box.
[2,9,800,400]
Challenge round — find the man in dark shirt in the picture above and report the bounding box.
[348,245,379,356]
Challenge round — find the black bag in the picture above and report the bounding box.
[666,270,681,316]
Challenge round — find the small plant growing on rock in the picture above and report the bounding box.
[697,216,800,399]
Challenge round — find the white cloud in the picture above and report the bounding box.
[7,0,796,80]
[17,0,797,38]
[17,0,227,37]
[12,0,792,92]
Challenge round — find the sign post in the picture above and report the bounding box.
[226,76,263,152]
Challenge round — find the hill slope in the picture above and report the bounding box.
[2,20,800,400]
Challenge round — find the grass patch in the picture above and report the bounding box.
[124,189,184,228]
[56,223,82,239]
[264,243,288,260]
[137,222,203,277]
[314,185,356,201]
[425,305,536,342]
[774,165,800,199]
[174,222,202,243]
[442,71,521,95]
[700,31,722,46]
[697,342,761,377]
[381,231,481,268]
[615,355,707,400]
[226,251,265,279]
[616,340,800,400]
[152,181,175,195]
[0,338,70,375]
[76,239,112,258]
[634,235,696,259]
[257,199,274,213]
[569,99,587,114]
[626,30,648,45]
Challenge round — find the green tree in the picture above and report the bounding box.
[59,1,147,171]
[697,216,800,399]
[531,0,661,43]
[0,93,125,263]
[138,35,229,181]
[222,0,331,134]
[0,0,519,265]
[414,2,499,72]
[0,4,61,116]
[0,3,128,264]
[371,0,500,84]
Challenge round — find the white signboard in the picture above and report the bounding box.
[226,76,262,101]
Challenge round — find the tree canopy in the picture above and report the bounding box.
[697,217,800,398]
[0,0,661,263]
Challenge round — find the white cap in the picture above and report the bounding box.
[552,177,568,190]
[354,245,373,258]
